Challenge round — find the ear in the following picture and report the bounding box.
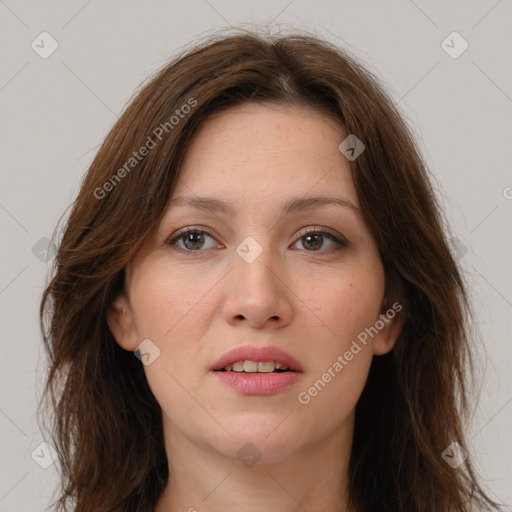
[372,301,405,356]
[106,292,140,351]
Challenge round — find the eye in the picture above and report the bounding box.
[167,225,349,254]
[167,227,219,253]
[291,226,349,252]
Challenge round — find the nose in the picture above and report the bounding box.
[222,238,294,329]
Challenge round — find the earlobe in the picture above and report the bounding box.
[106,293,139,351]
[372,302,405,356]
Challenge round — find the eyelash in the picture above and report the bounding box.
[167,225,349,256]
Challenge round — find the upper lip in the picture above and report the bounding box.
[211,345,303,372]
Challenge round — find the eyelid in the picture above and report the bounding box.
[167,225,217,243]
[294,225,349,247]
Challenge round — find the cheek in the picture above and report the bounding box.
[293,263,383,412]
[303,263,385,347]
[130,263,213,340]
[296,346,372,431]
[129,264,218,396]
[295,272,380,413]
[129,268,213,429]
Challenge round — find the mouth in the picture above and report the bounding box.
[216,360,299,373]
[210,345,303,395]
[210,344,303,373]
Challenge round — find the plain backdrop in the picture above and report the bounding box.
[0,1,510,510]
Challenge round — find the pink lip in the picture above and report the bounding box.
[210,344,304,396]
[210,345,303,372]
[214,371,301,395]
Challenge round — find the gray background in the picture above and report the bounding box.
[0,1,510,510]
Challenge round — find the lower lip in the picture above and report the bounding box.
[212,371,302,395]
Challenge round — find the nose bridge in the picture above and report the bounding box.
[223,232,292,327]
[233,233,279,293]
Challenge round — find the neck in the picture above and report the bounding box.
[155,414,358,512]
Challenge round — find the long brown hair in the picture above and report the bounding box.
[38,27,502,512]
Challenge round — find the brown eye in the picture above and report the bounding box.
[293,227,348,252]
[168,228,218,252]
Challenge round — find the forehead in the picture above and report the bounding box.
[173,102,358,207]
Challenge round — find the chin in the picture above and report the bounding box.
[208,413,307,464]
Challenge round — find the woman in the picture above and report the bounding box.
[38,28,501,512]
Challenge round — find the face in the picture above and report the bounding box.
[107,102,403,465]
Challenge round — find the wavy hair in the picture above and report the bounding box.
[38,28,501,511]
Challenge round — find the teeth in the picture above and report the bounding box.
[224,360,290,373]
[257,361,275,373]
[232,361,244,372]
[243,360,258,372]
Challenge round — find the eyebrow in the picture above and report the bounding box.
[167,194,359,216]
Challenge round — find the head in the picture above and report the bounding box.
[39,28,498,512]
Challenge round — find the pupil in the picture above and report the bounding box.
[184,232,204,250]
[304,234,322,251]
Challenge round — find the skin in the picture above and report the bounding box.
[107,102,404,512]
